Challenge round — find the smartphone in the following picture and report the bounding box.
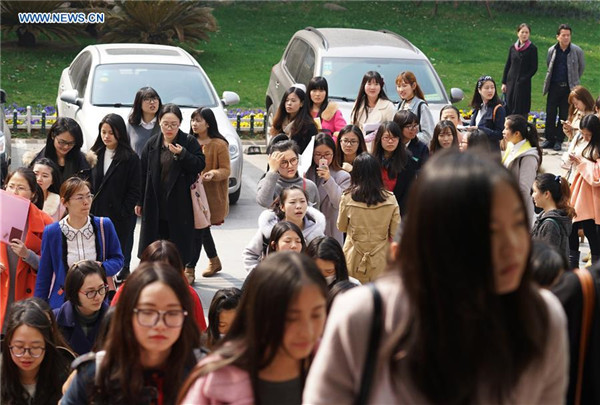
[319,158,328,169]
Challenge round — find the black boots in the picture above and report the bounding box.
[569,250,580,270]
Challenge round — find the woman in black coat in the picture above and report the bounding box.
[90,114,140,279]
[501,23,538,117]
[136,104,205,264]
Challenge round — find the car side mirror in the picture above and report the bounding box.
[450,88,464,103]
[221,91,240,106]
[0,89,6,104]
[60,90,83,107]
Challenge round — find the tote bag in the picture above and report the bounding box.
[191,174,211,229]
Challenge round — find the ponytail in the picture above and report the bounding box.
[535,173,576,218]
[506,115,542,168]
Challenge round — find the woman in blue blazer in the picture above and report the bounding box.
[35,177,123,309]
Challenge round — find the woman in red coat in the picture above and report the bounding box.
[1,168,53,330]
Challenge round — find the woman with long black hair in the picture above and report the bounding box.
[307,76,347,137]
[270,86,318,154]
[468,75,506,152]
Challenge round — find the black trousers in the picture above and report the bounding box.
[186,227,218,268]
[545,82,570,144]
[568,219,600,256]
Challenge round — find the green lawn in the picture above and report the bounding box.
[2,1,599,113]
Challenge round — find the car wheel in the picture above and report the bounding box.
[229,183,241,205]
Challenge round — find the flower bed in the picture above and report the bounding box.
[460,108,546,130]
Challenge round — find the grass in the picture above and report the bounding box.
[2,1,599,113]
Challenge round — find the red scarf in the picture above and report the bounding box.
[514,39,531,52]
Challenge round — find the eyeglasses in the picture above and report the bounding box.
[404,124,419,131]
[70,193,93,202]
[314,152,333,159]
[160,122,180,130]
[6,184,31,193]
[143,96,159,104]
[280,157,299,169]
[340,139,359,146]
[381,136,399,143]
[9,346,46,358]
[133,308,188,328]
[79,285,109,299]
[54,138,77,147]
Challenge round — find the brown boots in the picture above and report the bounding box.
[202,257,222,277]
[184,267,195,284]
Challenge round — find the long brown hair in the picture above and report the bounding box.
[95,262,199,404]
[386,151,549,404]
[567,85,595,120]
[395,71,426,102]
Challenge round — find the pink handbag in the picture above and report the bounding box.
[191,174,211,229]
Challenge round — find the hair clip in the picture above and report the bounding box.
[477,75,493,89]
[555,175,561,183]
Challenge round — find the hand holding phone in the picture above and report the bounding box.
[319,158,328,169]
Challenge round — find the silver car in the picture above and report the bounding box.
[266,27,464,139]
[56,44,243,203]
[0,89,11,184]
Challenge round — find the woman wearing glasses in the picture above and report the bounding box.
[52,261,110,355]
[127,86,163,157]
[25,117,96,188]
[61,262,200,404]
[335,125,368,172]
[35,177,124,309]
[137,104,205,266]
[256,139,319,208]
[1,167,53,331]
[394,110,430,172]
[1,298,72,405]
[306,133,351,245]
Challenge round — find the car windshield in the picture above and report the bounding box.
[91,64,218,107]
[321,57,447,104]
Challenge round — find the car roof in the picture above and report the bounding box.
[86,43,197,65]
[299,28,424,59]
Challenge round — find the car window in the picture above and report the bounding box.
[284,39,308,82]
[90,64,219,107]
[69,51,91,94]
[76,57,92,97]
[321,57,447,104]
[296,45,315,86]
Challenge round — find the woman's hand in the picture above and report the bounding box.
[342,162,353,172]
[202,172,215,182]
[562,121,573,132]
[316,165,331,182]
[135,205,142,217]
[569,153,582,165]
[501,84,507,94]
[268,151,284,172]
[10,239,28,259]
[168,143,183,155]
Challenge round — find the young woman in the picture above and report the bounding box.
[61,262,200,404]
[270,86,318,154]
[256,139,319,208]
[429,120,459,154]
[334,125,367,172]
[34,177,124,309]
[305,236,360,289]
[306,133,351,245]
[25,117,95,187]
[245,187,324,272]
[127,86,163,156]
[186,107,231,281]
[1,168,53,330]
[502,114,542,226]
[90,113,140,283]
[337,153,400,283]
[179,252,327,404]
[562,85,595,141]
[373,121,418,215]
[394,110,429,171]
[53,261,110,355]
[351,71,396,146]
[32,157,66,221]
[440,105,468,151]
[266,221,307,255]
[307,76,347,137]
[501,23,539,117]
[305,151,567,404]
[112,239,207,332]
[137,104,205,266]
[468,75,506,152]
[531,173,575,261]
[205,287,242,350]
[566,114,600,267]
[1,298,72,405]
[396,71,435,145]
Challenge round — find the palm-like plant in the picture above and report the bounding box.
[100,0,218,50]
[1,1,81,47]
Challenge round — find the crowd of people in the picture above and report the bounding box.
[1,21,600,405]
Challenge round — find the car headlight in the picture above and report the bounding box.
[228,143,239,160]
[0,131,5,154]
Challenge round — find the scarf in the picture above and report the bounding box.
[514,39,531,52]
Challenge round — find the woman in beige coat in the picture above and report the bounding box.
[185,107,231,282]
[337,153,400,283]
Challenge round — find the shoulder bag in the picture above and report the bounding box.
[191,174,211,229]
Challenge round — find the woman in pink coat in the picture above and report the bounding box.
[307,76,347,138]
[567,114,600,267]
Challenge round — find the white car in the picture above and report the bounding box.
[56,43,243,203]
